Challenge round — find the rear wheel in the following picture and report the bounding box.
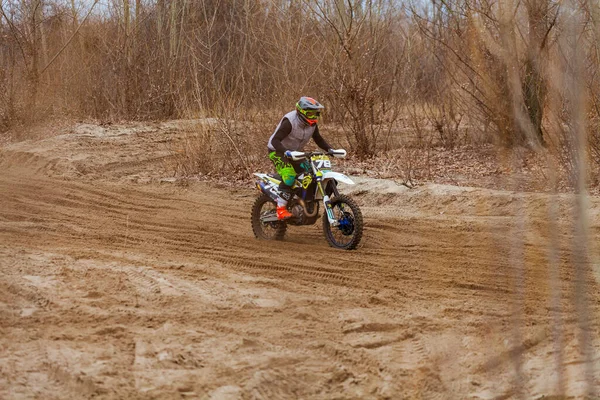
[323,194,363,250]
[251,194,286,240]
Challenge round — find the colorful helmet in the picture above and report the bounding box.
[296,97,324,126]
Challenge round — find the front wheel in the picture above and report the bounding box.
[323,194,363,250]
[251,194,287,240]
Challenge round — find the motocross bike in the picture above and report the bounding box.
[251,150,363,250]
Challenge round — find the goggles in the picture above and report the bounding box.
[301,110,321,119]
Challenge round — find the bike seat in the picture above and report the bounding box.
[268,173,282,181]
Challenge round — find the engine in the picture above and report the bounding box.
[291,204,305,220]
[287,200,319,226]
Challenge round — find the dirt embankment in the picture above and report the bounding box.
[1,122,599,399]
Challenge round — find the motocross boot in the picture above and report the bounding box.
[277,206,292,220]
[276,187,292,220]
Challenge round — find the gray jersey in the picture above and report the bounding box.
[267,111,316,152]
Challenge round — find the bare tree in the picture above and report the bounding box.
[308,0,408,159]
[412,0,558,148]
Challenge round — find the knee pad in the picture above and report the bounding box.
[281,174,296,187]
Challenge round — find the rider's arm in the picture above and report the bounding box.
[313,125,332,152]
[270,118,292,153]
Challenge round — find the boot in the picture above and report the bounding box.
[277,206,292,220]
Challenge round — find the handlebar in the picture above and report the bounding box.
[289,149,346,161]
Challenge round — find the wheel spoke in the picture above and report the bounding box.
[330,203,354,246]
[260,203,278,239]
[322,194,363,250]
[252,194,286,241]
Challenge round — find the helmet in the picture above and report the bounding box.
[296,97,324,126]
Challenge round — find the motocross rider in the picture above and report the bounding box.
[267,96,343,220]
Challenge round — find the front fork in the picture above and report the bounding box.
[317,181,338,226]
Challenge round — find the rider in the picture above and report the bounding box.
[268,96,339,220]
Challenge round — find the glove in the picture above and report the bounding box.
[284,150,293,158]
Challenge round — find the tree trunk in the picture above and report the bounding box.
[122,0,131,114]
[27,0,43,117]
[524,0,549,146]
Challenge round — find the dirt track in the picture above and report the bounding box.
[1,122,599,399]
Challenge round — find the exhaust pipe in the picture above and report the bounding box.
[298,199,318,217]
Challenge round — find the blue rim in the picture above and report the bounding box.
[337,212,355,236]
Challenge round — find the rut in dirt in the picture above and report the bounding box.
[1,133,599,398]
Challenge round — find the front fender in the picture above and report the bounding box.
[322,171,355,185]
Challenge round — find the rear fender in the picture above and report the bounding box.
[254,173,281,186]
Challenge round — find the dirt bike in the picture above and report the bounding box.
[251,149,363,250]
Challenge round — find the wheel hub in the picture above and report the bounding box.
[337,212,354,236]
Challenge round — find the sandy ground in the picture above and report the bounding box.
[1,122,599,399]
